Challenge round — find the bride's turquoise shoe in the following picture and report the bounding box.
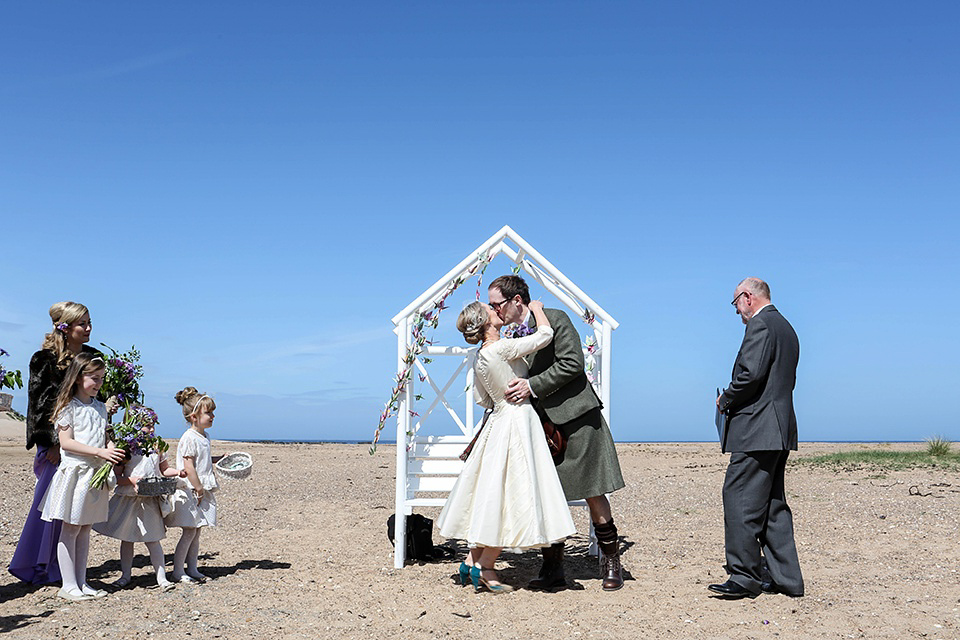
[474,567,514,594]
[457,562,472,587]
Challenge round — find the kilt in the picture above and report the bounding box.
[553,407,625,501]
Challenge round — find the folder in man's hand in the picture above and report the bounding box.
[715,388,726,441]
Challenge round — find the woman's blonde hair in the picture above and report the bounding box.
[456,302,489,345]
[41,301,91,370]
[175,386,216,422]
[51,352,106,424]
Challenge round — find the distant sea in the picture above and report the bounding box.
[220,439,391,444]
[219,439,918,445]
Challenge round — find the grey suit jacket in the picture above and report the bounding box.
[718,305,799,453]
[527,308,601,425]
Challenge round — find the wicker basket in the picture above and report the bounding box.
[137,476,178,496]
[214,452,253,479]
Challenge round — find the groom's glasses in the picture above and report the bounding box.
[489,299,508,311]
[730,291,749,306]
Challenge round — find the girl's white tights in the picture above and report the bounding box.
[58,523,98,595]
[172,527,207,581]
[119,540,172,586]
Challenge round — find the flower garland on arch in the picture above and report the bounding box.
[369,251,492,454]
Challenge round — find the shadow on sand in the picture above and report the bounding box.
[440,535,635,591]
[0,609,56,635]
[1,552,292,605]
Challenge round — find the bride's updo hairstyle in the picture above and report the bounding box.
[456,302,489,345]
[175,386,217,422]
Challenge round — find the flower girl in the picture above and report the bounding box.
[40,352,125,600]
[164,387,219,583]
[94,408,185,590]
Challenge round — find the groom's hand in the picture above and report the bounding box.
[506,378,532,404]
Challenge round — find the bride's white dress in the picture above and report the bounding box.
[437,326,576,549]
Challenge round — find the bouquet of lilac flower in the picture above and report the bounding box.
[90,404,168,489]
[0,348,23,391]
[99,344,143,409]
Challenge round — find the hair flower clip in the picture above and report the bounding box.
[56,322,69,332]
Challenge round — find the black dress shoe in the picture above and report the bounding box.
[761,581,803,597]
[707,580,759,599]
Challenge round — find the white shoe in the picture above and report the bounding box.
[81,585,108,598]
[177,575,197,584]
[57,588,94,601]
[158,580,176,591]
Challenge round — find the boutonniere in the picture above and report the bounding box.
[504,323,534,338]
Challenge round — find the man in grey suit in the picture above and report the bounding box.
[709,277,804,599]
[488,275,626,591]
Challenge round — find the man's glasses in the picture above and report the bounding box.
[489,299,509,311]
[731,291,749,306]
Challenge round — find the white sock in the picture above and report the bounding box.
[146,541,170,585]
[74,526,95,594]
[186,529,206,579]
[119,541,134,581]
[57,523,81,593]
[172,528,197,580]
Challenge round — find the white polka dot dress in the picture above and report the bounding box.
[40,398,114,526]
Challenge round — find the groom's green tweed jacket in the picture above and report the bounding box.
[527,308,601,425]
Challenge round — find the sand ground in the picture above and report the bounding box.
[1,413,958,639]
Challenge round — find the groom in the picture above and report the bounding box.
[488,275,626,591]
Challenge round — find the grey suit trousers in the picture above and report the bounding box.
[722,450,804,595]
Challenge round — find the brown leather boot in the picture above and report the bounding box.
[600,551,624,591]
[528,542,566,591]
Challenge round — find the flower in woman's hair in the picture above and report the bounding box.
[56,322,69,332]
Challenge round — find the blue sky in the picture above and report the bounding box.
[2,2,957,443]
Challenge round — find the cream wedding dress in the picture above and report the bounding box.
[437,326,576,549]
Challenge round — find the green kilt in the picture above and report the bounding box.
[553,407,625,501]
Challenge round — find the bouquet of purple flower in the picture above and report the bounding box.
[0,348,23,391]
[90,404,168,489]
[99,344,143,409]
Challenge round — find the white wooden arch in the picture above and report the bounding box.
[391,225,619,567]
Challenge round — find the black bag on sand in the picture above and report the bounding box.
[387,513,454,563]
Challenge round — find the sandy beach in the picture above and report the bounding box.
[1,412,958,639]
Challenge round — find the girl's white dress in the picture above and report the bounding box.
[437,326,576,549]
[40,397,115,526]
[92,452,168,542]
[163,429,218,528]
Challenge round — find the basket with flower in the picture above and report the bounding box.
[90,404,169,490]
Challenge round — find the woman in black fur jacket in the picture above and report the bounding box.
[8,302,109,584]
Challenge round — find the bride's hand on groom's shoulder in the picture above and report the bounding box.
[529,300,544,311]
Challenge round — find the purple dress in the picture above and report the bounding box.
[8,447,62,583]
[8,346,100,584]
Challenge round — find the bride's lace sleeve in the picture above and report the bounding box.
[499,326,555,361]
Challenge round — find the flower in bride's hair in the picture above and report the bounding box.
[56,322,69,332]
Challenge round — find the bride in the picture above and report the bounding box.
[437,299,575,593]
